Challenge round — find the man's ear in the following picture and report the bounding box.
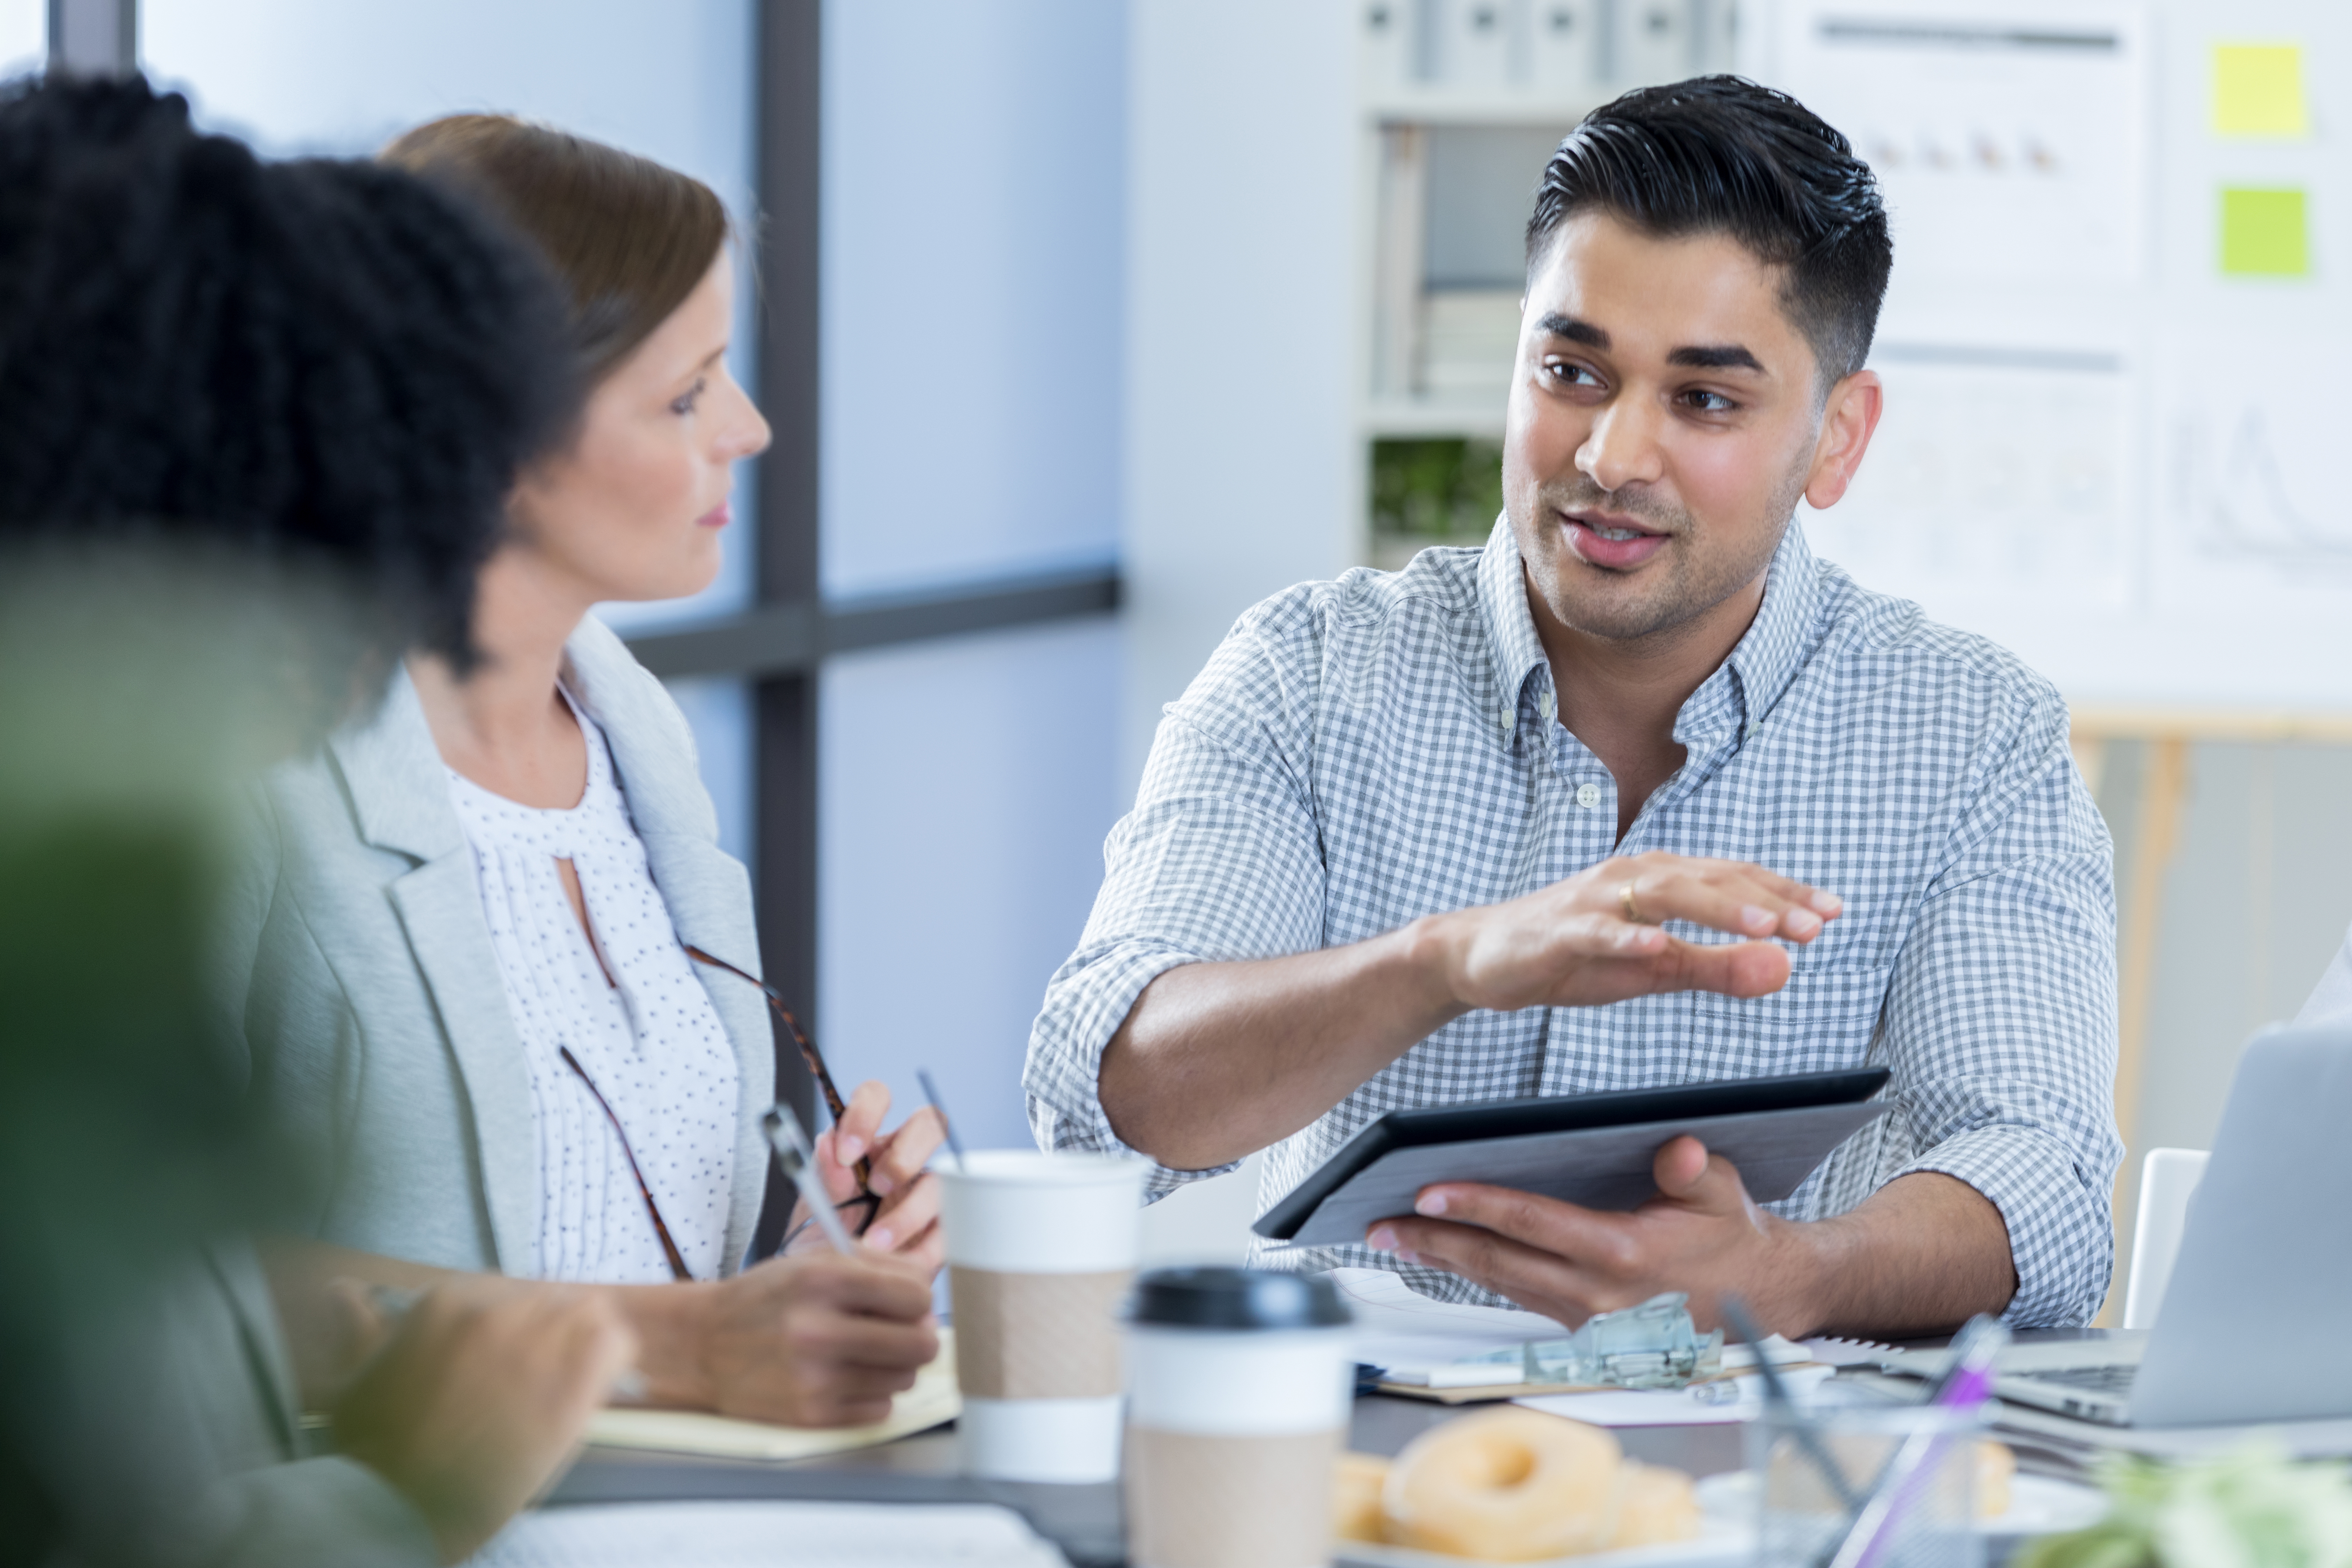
[1802,369,1884,511]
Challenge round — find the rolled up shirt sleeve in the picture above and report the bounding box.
[1872,685,2123,1327]
[1025,602,1330,1196]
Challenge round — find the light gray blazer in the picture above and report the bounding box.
[225,616,771,1276]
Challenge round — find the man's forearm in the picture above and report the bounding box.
[1783,1172,2018,1338]
[1097,917,1467,1169]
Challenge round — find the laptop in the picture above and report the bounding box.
[1905,1025,2352,1427]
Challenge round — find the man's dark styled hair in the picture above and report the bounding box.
[1525,75,1892,387]
[0,75,577,668]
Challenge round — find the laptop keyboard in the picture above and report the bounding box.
[2022,1363,2138,1394]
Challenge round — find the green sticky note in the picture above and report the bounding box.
[2221,187,2309,276]
[2213,44,2308,138]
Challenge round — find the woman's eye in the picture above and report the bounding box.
[670,379,708,416]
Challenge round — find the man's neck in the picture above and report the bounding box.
[1529,568,1769,841]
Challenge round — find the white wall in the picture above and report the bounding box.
[820,0,1126,601]
[1120,0,1363,798]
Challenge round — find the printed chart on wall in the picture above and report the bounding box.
[1753,0,2352,708]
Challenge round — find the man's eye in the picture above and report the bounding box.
[1543,360,1602,388]
[1685,389,1735,413]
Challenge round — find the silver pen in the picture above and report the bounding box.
[762,1101,858,1253]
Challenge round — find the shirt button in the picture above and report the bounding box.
[1539,692,1556,722]
[1575,782,1603,810]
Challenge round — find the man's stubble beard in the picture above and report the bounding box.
[1515,451,1811,646]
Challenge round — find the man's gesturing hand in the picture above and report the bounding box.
[1429,852,1841,1014]
[1366,1136,1816,1336]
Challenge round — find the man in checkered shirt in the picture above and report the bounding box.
[1027,79,2121,1333]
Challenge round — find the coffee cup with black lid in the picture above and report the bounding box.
[1124,1267,1356,1568]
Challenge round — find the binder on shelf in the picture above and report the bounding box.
[1371,126,1430,400]
[1440,0,1516,92]
[1611,0,1697,87]
[1360,0,1414,97]
[1530,0,1602,99]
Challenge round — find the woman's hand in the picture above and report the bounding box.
[787,1080,946,1275]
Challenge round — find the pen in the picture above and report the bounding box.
[1721,1296,1861,1513]
[1824,1314,2009,1568]
[916,1067,967,1171]
[762,1101,858,1253]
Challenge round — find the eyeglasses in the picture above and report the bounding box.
[686,944,883,1241]
[558,1045,698,1283]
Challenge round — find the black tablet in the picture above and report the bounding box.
[1252,1067,1892,1245]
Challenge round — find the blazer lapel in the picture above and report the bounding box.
[329,671,538,1274]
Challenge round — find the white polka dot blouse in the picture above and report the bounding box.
[446,688,740,1283]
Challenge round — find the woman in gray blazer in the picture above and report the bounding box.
[235,117,944,1429]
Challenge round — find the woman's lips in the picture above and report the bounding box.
[1561,512,1669,570]
[697,500,731,529]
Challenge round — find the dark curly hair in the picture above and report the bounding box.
[1526,76,1893,388]
[0,75,578,668]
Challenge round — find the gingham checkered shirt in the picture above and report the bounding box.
[1027,519,2122,1327]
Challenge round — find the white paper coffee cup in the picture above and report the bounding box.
[1125,1268,1356,1568]
[940,1150,1147,1482]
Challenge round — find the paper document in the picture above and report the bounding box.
[1517,1365,1836,1428]
[1336,1268,1825,1420]
[584,1332,958,1461]
[472,1502,1069,1567]
[1334,1266,1571,1373]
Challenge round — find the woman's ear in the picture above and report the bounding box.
[1802,369,1884,512]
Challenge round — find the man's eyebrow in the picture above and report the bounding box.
[1533,312,1609,349]
[1667,343,1766,372]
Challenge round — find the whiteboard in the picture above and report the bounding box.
[1751,0,2352,710]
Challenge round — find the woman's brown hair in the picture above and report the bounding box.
[382,114,729,382]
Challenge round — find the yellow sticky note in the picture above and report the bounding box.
[2212,44,2307,138]
[2220,187,2309,276]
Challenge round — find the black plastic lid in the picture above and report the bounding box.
[1128,1267,1353,1330]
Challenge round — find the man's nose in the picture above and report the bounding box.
[1577,398,1666,494]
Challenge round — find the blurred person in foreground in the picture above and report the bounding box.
[0,75,627,1564]
[228,113,941,1430]
[1028,77,2120,1337]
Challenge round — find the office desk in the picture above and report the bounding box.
[551,1394,1741,1566]
[546,1331,2109,1567]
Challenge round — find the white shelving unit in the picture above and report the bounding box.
[1351,0,1742,564]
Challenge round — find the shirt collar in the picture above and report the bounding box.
[1476,514,1552,748]
[1477,513,1823,750]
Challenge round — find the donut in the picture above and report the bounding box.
[1976,1440,2015,1520]
[1604,1460,1700,1549]
[1381,1407,1624,1561]
[1333,1451,1390,1544]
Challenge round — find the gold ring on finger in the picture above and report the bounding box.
[1619,881,1646,925]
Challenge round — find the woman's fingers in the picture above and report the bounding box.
[866,1106,944,1198]
[862,1171,941,1256]
[831,1080,891,1167]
